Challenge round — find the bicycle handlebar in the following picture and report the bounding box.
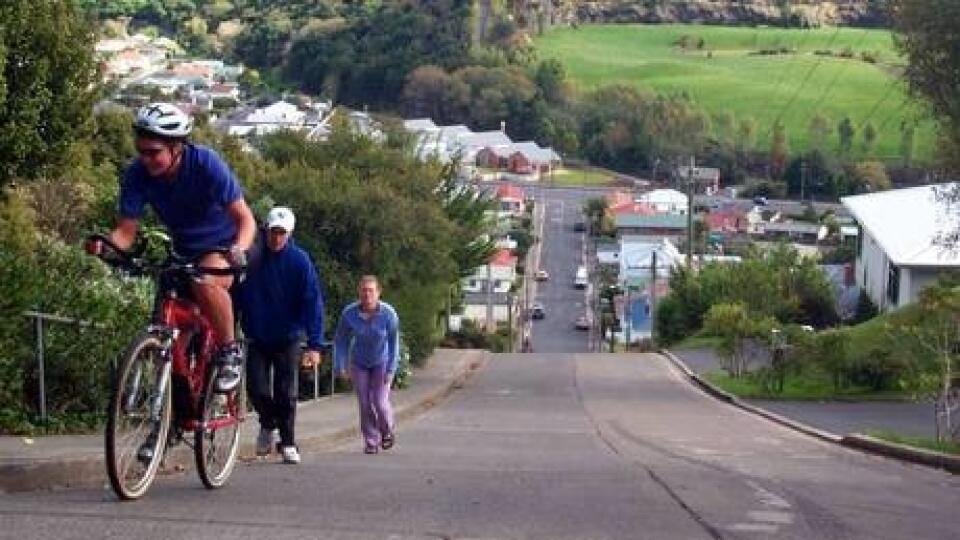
[86,234,247,278]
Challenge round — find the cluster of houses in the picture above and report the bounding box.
[454,184,531,331]
[403,119,562,182]
[96,33,245,114]
[602,180,960,342]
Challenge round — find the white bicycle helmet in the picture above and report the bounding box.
[133,102,193,138]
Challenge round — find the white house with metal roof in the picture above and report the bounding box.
[635,189,689,215]
[841,184,960,311]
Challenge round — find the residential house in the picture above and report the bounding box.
[606,191,657,218]
[614,213,688,242]
[494,184,526,217]
[635,189,689,215]
[704,208,747,235]
[842,184,960,312]
[676,165,721,195]
[821,264,860,321]
[617,237,683,341]
[206,83,241,103]
[461,249,519,326]
[760,221,827,245]
[226,101,306,137]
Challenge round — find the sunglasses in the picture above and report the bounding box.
[136,147,167,157]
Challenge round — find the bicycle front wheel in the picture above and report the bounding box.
[194,371,243,489]
[105,333,172,501]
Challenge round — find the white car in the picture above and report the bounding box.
[535,269,550,281]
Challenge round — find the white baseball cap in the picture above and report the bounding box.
[266,206,295,232]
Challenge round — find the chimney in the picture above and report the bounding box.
[500,120,506,133]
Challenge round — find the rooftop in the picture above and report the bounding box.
[841,184,960,267]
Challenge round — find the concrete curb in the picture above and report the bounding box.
[0,352,488,494]
[660,349,958,474]
[841,433,960,474]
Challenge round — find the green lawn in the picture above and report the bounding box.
[547,167,616,186]
[535,24,936,162]
[703,371,910,401]
[867,430,960,456]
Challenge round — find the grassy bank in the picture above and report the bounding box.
[535,24,936,162]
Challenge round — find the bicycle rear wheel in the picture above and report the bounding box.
[105,333,172,500]
[194,371,243,489]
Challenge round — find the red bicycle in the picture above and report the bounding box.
[89,233,246,500]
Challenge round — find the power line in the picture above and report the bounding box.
[768,23,845,135]
[763,3,827,117]
[805,28,872,119]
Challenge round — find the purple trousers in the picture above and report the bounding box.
[351,364,394,448]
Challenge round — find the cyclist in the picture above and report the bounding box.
[87,102,256,394]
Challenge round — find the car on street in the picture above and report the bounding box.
[530,302,546,320]
[574,315,590,330]
[753,196,769,206]
[573,221,586,232]
[535,269,550,281]
[574,266,588,289]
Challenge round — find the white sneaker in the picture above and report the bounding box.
[281,445,301,464]
[256,428,277,456]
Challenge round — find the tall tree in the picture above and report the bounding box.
[808,112,831,152]
[891,0,960,171]
[900,120,916,167]
[0,0,99,187]
[862,121,878,155]
[770,120,789,178]
[838,116,855,156]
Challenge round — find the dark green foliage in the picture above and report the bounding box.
[892,0,960,171]
[0,0,99,187]
[285,1,472,108]
[852,289,879,324]
[0,202,151,433]
[656,244,838,345]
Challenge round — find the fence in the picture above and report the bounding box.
[20,310,338,426]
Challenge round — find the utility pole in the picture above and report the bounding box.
[624,286,632,349]
[650,250,657,342]
[485,262,494,334]
[685,156,695,269]
[507,294,514,352]
[800,159,808,201]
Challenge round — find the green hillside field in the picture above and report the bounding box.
[535,24,937,163]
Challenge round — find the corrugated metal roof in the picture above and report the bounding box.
[615,213,688,229]
[841,184,960,266]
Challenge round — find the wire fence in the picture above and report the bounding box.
[15,310,339,432]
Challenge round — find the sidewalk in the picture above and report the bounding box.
[0,348,487,494]
[664,348,960,475]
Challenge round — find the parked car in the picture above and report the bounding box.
[535,269,550,281]
[530,302,546,320]
[573,221,586,232]
[574,315,590,330]
[574,266,588,289]
[753,196,769,206]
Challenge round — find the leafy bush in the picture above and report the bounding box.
[0,215,151,434]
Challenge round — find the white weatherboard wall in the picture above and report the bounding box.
[843,184,960,311]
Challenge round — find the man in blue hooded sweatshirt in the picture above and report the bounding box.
[236,206,324,464]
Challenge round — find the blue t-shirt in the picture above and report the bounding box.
[119,144,242,257]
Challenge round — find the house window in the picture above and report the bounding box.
[887,264,900,306]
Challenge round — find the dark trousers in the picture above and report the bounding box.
[246,341,300,447]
